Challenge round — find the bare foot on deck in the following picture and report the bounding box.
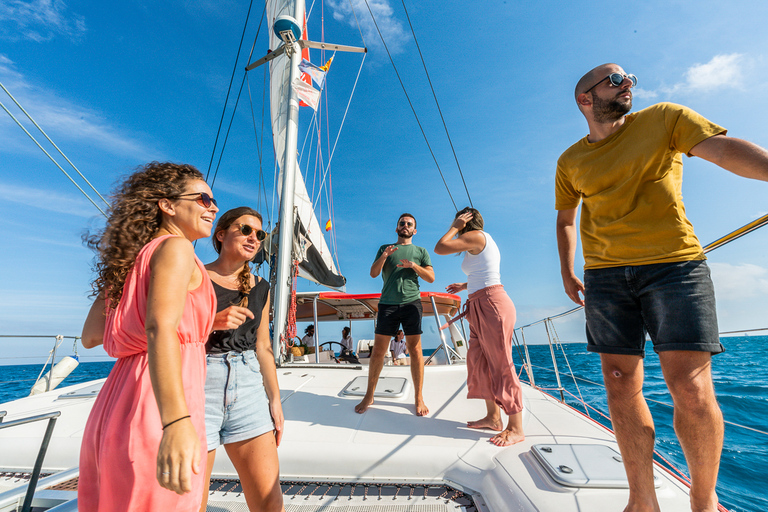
[355,396,374,414]
[467,416,503,431]
[490,428,525,447]
[415,399,429,416]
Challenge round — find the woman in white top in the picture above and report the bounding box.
[434,207,524,446]
[389,329,409,365]
[340,326,353,352]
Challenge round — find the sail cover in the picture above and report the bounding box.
[268,0,346,289]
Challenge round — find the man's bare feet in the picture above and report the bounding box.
[467,416,503,431]
[415,399,429,416]
[355,396,374,414]
[490,429,525,447]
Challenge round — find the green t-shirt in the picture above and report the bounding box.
[374,243,432,305]
[555,102,726,269]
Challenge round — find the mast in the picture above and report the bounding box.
[246,1,365,364]
[270,11,303,364]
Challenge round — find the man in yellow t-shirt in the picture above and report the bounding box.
[556,63,768,512]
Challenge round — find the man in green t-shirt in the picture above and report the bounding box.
[355,213,435,416]
[556,63,768,512]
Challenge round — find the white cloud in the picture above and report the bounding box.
[0,180,102,218]
[0,0,86,42]
[631,87,658,100]
[0,55,159,158]
[709,262,768,301]
[684,54,745,92]
[644,53,757,98]
[326,0,408,55]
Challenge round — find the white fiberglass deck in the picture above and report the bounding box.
[0,364,694,511]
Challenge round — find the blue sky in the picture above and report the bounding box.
[1,0,768,363]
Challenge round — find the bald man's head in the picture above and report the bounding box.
[574,63,622,101]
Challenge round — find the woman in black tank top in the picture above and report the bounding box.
[200,207,284,512]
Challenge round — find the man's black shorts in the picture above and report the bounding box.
[375,300,423,336]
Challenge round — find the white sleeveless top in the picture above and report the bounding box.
[461,231,502,294]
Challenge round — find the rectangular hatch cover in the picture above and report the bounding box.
[531,444,661,488]
[341,376,409,398]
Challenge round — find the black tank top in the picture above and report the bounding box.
[206,278,270,354]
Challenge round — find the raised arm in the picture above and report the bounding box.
[145,236,201,495]
[689,134,768,181]
[370,245,397,278]
[82,293,106,349]
[434,212,485,255]
[556,208,585,306]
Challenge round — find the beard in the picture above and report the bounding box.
[591,90,632,123]
[397,228,413,238]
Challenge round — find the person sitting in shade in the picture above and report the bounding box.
[390,329,409,365]
[337,326,360,363]
[300,324,315,350]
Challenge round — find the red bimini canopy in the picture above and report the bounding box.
[293,291,461,322]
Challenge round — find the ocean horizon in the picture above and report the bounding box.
[0,336,765,512]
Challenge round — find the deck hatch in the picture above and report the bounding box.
[531,444,661,489]
[340,376,409,398]
[57,382,103,400]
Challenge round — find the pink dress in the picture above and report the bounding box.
[78,235,216,512]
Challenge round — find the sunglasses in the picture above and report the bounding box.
[173,192,217,209]
[398,221,414,227]
[584,73,637,94]
[236,223,267,241]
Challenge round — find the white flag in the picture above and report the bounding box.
[292,77,320,110]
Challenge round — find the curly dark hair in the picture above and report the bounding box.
[211,206,263,307]
[85,162,205,308]
[455,207,484,235]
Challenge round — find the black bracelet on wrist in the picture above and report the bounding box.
[162,415,190,430]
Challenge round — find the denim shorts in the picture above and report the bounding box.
[204,350,274,451]
[375,300,423,336]
[584,260,724,356]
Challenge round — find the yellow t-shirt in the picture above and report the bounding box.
[555,102,726,269]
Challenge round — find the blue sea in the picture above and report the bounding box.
[0,336,765,512]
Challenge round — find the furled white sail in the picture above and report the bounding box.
[267,0,345,289]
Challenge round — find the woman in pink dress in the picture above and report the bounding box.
[434,207,525,447]
[79,162,219,511]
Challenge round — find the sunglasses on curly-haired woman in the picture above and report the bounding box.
[173,192,218,209]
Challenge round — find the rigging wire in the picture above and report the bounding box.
[399,0,473,208]
[311,52,367,209]
[345,0,367,47]
[208,74,248,188]
[206,0,261,182]
[362,0,457,210]
[0,95,107,218]
[535,212,768,319]
[245,69,272,229]
[0,83,110,209]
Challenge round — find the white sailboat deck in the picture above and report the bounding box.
[0,363,694,511]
